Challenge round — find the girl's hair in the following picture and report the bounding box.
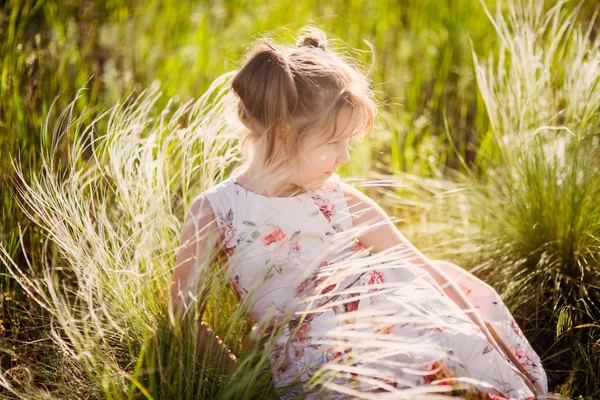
[230,26,378,167]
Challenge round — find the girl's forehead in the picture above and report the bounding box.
[324,105,363,140]
[298,105,364,150]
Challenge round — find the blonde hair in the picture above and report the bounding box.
[230,26,378,167]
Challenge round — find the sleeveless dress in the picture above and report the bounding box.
[202,165,549,400]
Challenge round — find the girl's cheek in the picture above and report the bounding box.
[316,148,335,163]
[304,150,327,165]
[300,147,335,173]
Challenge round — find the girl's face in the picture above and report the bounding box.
[294,107,357,190]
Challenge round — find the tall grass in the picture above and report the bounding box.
[0,73,522,398]
[0,2,503,391]
[0,4,500,376]
[466,0,600,397]
[2,0,600,398]
[0,78,255,398]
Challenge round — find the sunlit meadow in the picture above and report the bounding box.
[1,0,599,398]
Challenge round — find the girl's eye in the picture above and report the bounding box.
[329,140,354,151]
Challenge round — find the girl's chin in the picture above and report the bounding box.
[303,175,329,189]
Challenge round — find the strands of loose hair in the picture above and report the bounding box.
[230,26,378,170]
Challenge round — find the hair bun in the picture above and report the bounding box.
[296,28,328,51]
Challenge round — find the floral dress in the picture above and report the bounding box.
[201,165,549,400]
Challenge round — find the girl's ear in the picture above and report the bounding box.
[280,122,293,137]
[275,137,285,154]
[276,124,293,149]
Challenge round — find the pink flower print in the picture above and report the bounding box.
[321,179,337,193]
[368,269,385,285]
[292,320,312,358]
[295,275,315,297]
[333,299,358,324]
[269,343,289,374]
[375,324,394,335]
[511,320,524,337]
[295,274,325,297]
[325,347,343,362]
[262,228,287,246]
[324,343,353,363]
[218,209,237,256]
[349,238,367,252]
[510,344,533,369]
[342,292,360,325]
[311,194,336,222]
[422,360,454,386]
[371,376,398,392]
[367,269,385,305]
[295,261,337,299]
[344,293,360,312]
[262,227,300,270]
[321,283,337,295]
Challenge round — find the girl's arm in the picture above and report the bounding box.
[340,182,544,393]
[341,182,543,396]
[169,194,237,373]
[339,181,471,293]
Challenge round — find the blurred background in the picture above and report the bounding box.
[1,0,599,398]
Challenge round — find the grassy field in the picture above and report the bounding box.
[1,0,599,398]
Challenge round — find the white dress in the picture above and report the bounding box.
[202,165,549,399]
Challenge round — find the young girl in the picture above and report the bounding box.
[170,27,550,399]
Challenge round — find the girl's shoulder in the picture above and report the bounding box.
[334,175,379,205]
[335,177,391,231]
[199,172,350,215]
[336,177,369,207]
[202,176,236,197]
[199,177,238,215]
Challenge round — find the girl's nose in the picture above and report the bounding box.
[338,146,351,164]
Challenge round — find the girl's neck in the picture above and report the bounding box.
[233,162,306,197]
